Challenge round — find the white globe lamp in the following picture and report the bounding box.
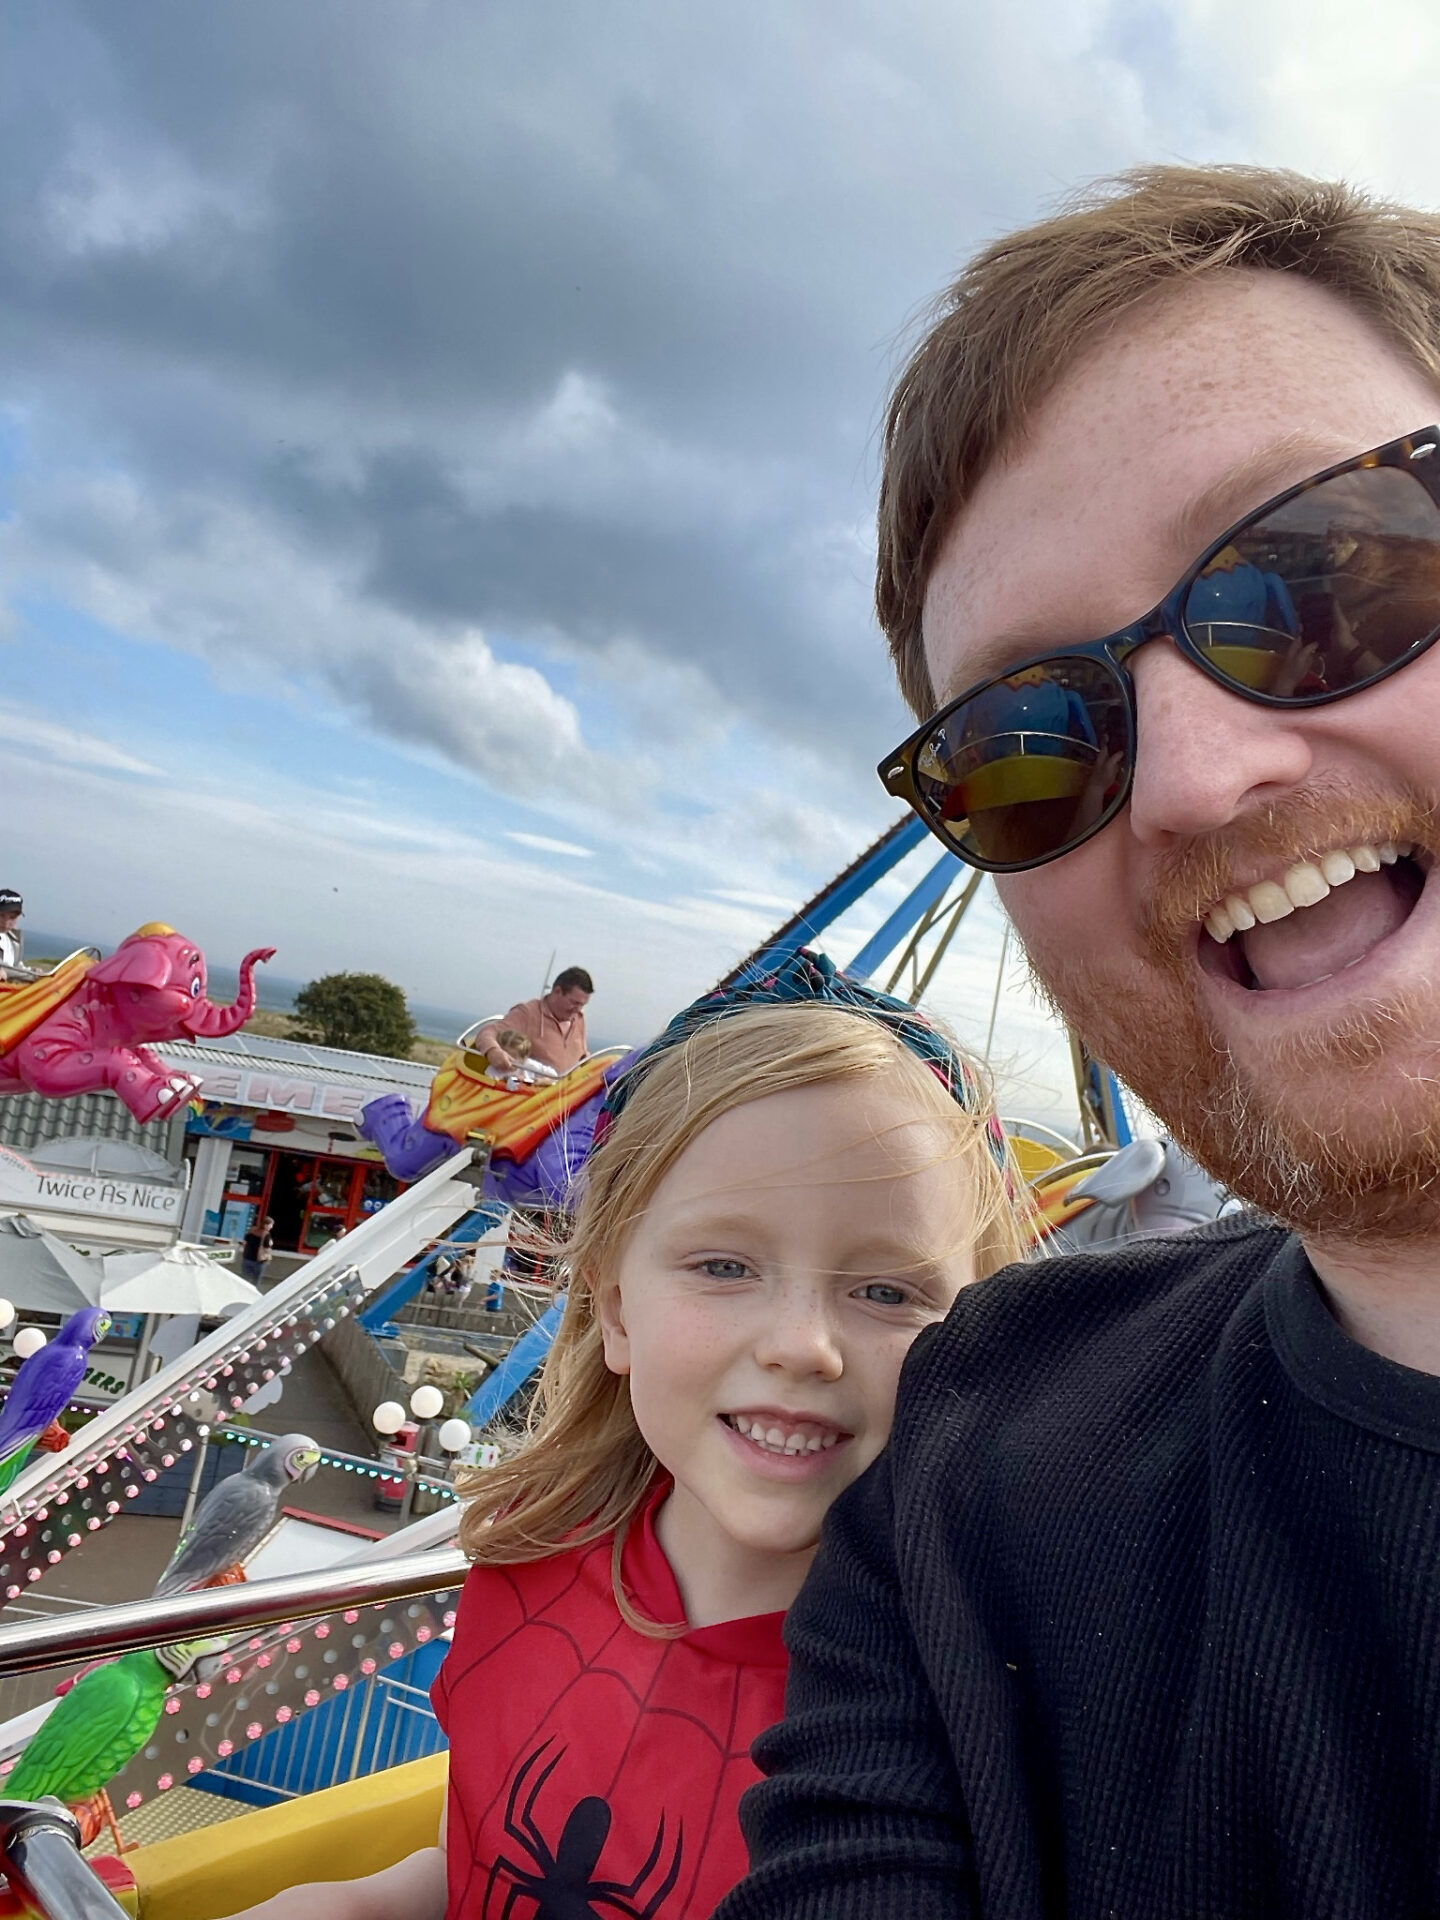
[438,1417,472,1454]
[13,1328,46,1360]
[0,1300,16,1331]
[410,1384,445,1421]
[371,1400,406,1437]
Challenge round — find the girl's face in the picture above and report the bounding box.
[598,1074,979,1598]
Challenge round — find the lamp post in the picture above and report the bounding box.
[372,1386,453,1521]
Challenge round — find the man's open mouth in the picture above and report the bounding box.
[1197,840,1431,992]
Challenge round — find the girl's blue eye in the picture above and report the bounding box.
[858,1281,910,1307]
[698,1258,750,1280]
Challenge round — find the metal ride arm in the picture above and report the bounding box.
[0,1548,469,1678]
[0,1147,491,1596]
[0,1557,465,1916]
[0,1800,131,1920]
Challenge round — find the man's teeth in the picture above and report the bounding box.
[728,1414,840,1454]
[1203,842,1413,944]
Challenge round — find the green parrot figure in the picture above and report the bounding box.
[6,1639,207,1851]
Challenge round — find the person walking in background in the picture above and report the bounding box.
[240,1214,274,1285]
[0,891,33,982]
[475,966,592,1075]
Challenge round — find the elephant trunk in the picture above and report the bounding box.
[187,947,274,1039]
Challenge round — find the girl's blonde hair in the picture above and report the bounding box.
[456,1001,1027,1597]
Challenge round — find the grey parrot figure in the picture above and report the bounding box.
[153,1432,321,1598]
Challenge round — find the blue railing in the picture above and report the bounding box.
[194,1640,448,1804]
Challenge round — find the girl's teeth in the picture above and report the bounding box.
[1202,841,1420,943]
[728,1414,841,1454]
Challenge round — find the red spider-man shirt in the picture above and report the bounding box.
[431,1485,787,1919]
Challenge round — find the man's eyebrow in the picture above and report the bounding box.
[930,432,1370,709]
[1163,431,1364,563]
[934,623,1063,703]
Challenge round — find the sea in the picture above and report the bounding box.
[22,931,476,1044]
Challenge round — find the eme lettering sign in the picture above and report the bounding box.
[188,1067,405,1124]
[0,1146,184,1224]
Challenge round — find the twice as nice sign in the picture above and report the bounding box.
[0,1145,184,1226]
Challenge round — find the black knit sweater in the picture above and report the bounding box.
[716,1218,1440,1920]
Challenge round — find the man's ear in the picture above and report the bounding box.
[595,1280,631,1377]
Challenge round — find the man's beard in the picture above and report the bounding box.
[1024,780,1440,1244]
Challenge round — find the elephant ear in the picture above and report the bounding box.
[89,937,173,989]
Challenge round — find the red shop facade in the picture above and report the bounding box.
[168,1036,439,1255]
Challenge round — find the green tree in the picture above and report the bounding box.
[292,972,417,1058]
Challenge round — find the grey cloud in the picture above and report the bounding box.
[0,0,1159,781]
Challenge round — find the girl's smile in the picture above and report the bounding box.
[718,1407,852,1478]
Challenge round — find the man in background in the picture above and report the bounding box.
[0,891,32,981]
[475,967,593,1075]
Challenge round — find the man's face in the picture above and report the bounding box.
[548,983,590,1018]
[0,914,18,933]
[923,270,1440,1241]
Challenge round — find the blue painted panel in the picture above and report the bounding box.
[1107,1070,1134,1146]
[465,1299,564,1427]
[358,1203,506,1333]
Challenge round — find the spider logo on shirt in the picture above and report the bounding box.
[483,1738,685,1919]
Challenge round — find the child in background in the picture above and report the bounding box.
[223,951,1027,1920]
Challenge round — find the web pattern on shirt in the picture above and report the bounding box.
[440,1554,764,1919]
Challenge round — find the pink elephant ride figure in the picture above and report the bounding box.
[0,923,274,1125]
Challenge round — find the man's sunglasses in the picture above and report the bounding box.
[879,427,1440,873]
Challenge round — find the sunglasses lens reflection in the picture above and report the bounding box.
[1184,464,1440,698]
[913,656,1130,868]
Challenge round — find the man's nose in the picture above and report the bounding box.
[754,1285,845,1381]
[1125,643,1314,847]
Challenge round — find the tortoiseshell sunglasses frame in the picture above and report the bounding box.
[879,426,1440,874]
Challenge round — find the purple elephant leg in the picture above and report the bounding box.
[359,1095,460,1182]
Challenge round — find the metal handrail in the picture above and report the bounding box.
[0,1546,469,1677]
[0,1800,130,1919]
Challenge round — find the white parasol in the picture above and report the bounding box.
[0,1214,106,1313]
[100,1243,261,1317]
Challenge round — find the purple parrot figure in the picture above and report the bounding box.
[0,1305,112,1495]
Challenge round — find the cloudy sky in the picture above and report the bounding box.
[4,0,1438,1123]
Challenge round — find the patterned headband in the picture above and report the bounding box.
[594,947,1012,1183]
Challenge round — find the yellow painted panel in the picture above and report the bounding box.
[1008,1136,1067,1183]
[959,754,1091,811]
[131,1753,447,1920]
